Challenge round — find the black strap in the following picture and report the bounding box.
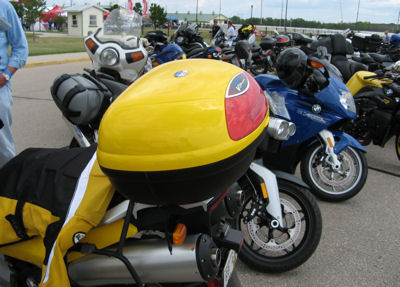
[82,74,108,92]
[51,74,72,98]
[60,84,87,117]
[5,200,28,240]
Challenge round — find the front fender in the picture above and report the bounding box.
[332,130,366,154]
[272,169,310,189]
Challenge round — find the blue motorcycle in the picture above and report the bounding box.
[144,30,186,68]
[257,48,368,201]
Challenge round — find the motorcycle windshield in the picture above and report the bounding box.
[96,9,142,49]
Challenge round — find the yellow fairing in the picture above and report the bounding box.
[98,59,269,172]
[347,71,393,95]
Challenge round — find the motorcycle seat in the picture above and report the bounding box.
[186,47,207,58]
[332,55,368,82]
[330,34,368,82]
[368,53,392,63]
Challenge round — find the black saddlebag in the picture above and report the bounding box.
[0,146,114,286]
[51,73,112,126]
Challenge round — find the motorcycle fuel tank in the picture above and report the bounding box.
[97,59,269,204]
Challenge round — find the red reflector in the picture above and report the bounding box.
[209,189,229,211]
[225,72,268,141]
[206,280,218,287]
[264,50,272,55]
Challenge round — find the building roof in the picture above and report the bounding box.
[64,5,108,13]
[166,12,228,22]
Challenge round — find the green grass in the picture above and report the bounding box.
[24,27,264,56]
[27,36,85,56]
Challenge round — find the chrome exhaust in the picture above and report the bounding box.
[68,234,220,286]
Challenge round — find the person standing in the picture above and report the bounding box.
[384,30,390,44]
[227,20,236,39]
[0,0,29,168]
[211,19,220,39]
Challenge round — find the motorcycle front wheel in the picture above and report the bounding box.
[396,134,400,160]
[250,63,267,75]
[234,179,322,273]
[300,143,368,202]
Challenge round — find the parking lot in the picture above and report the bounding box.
[7,61,400,286]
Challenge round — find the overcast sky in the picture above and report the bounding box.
[47,0,400,24]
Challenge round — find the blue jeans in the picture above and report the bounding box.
[0,84,14,168]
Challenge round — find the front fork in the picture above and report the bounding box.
[318,129,342,171]
[249,162,284,228]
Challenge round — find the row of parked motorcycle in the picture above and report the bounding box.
[48,18,397,285]
[1,10,399,286]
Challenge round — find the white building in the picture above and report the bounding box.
[65,5,108,37]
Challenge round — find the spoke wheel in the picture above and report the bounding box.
[300,143,368,202]
[234,179,322,273]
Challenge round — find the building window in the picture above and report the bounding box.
[72,15,77,27]
[89,15,97,27]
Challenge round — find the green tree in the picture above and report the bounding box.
[231,16,242,24]
[149,3,166,28]
[10,2,25,19]
[133,2,142,16]
[24,0,46,39]
[53,15,66,31]
[107,4,120,11]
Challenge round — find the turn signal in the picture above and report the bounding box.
[173,223,187,245]
[85,39,98,54]
[310,60,324,69]
[126,51,144,64]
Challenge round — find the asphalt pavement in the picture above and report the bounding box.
[3,57,400,286]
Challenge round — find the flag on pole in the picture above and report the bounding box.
[142,0,149,18]
[128,0,133,13]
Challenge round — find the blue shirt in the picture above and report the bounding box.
[0,0,28,74]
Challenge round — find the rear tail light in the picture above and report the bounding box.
[225,72,268,141]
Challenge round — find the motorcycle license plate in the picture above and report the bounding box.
[223,250,238,287]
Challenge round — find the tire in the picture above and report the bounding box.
[234,179,322,273]
[300,143,368,202]
[396,134,400,161]
[250,64,267,75]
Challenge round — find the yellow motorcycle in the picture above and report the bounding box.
[345,70,400,160]
[0,59,302,286]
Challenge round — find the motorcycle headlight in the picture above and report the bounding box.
[176,36,184,45]
[339,89,356,113]
[100,48,119,66]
